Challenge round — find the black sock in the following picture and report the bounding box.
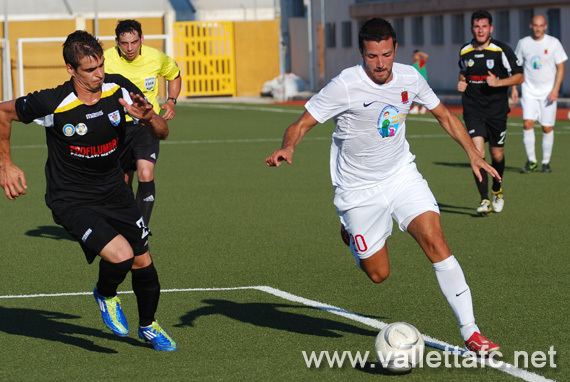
[96,258,134,297]
[473,168,489,200]
[491,158,505,192]
[136,181,155,226]
[132,262,161,327]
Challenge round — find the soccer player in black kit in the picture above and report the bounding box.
[0,31,176,351]
[458,10,523,214]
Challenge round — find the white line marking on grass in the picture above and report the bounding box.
[0,285,553,382]
[13,128,570,150]
[183,103,570,130]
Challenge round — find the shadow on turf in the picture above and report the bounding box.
[433,161,520,174]
[0,306,147,353]
[175,299,381,338]
[25,225,74,242]
[437,202,485,218]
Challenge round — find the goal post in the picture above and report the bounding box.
[16,34,171,97]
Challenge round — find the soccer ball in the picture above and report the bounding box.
[374,322,424,373]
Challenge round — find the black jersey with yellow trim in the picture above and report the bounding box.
[15,73,143,208]
[458,38,522,117]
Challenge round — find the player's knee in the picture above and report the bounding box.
[366,267,390,284]
[132,252,152,269]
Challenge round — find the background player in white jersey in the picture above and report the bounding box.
[105,19,181,226]
[266,18,501,354]
[511,15,567,173]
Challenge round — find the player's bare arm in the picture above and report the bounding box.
[486,71,524,88]
[265,111,318,167]
[0,100,27,200]
[120,92,169,139]
[430,103,501,182]
[457,74,467,92]
[161,75,181,121]
[548,62,565,102]
[510,85,519,103]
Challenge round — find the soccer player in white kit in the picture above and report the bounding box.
[511,15,567,173]
[266,18,501,354]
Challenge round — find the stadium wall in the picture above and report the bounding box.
[234,20,280,97]
[0,17,166,99]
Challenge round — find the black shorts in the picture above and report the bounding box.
[119,122,160,173]
[51,199,150,264]
[464,116,508,147]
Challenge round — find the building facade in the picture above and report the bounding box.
[304,0,570,95]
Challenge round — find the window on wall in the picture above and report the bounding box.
[547,8,561,40]
[341,21,352,48]
[412,16,424,46]
[496,10,510,42]
[451,14,465,44]
[431,15,444,45]
[519,8,534,38]
[394,18,405,46]
[326,22,336,48]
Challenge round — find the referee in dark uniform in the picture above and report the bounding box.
[0,31,176,351]
[458,10,523,214]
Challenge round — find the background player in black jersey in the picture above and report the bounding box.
[457,10,523,215]
[0,31,176,351]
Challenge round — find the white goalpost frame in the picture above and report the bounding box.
[16,34,171,97]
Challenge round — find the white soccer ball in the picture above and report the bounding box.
[375,322,425,373]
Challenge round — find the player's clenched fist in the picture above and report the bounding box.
[0,162,27,200]
[457,80,467,92]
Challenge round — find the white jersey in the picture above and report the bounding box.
[515,34,568,99]
[305,63,440,190]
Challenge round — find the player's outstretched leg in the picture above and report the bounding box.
[433,256,500,354]
[93,258,133,336]
[132,260,177,351]
[93,288,129,336]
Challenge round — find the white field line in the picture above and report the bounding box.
[181,102,570,130]
[11,106,570,150]
[0,285,554,382]
[11,128,570,150]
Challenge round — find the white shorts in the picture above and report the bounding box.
[333,161,439,260]
[521,96,557,127]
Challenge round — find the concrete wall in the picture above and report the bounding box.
[0,17,166,98]
[234,20,280,96]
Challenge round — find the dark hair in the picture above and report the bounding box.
[358,18,397,53]
[115,19,143,39]
[471,10,493,26]
[62,30,103,69]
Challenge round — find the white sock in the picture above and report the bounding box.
[433,255,479,341]
[523,128,536,163]
[542,131,554,164]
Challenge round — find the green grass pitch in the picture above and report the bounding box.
[1,103,568,381]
